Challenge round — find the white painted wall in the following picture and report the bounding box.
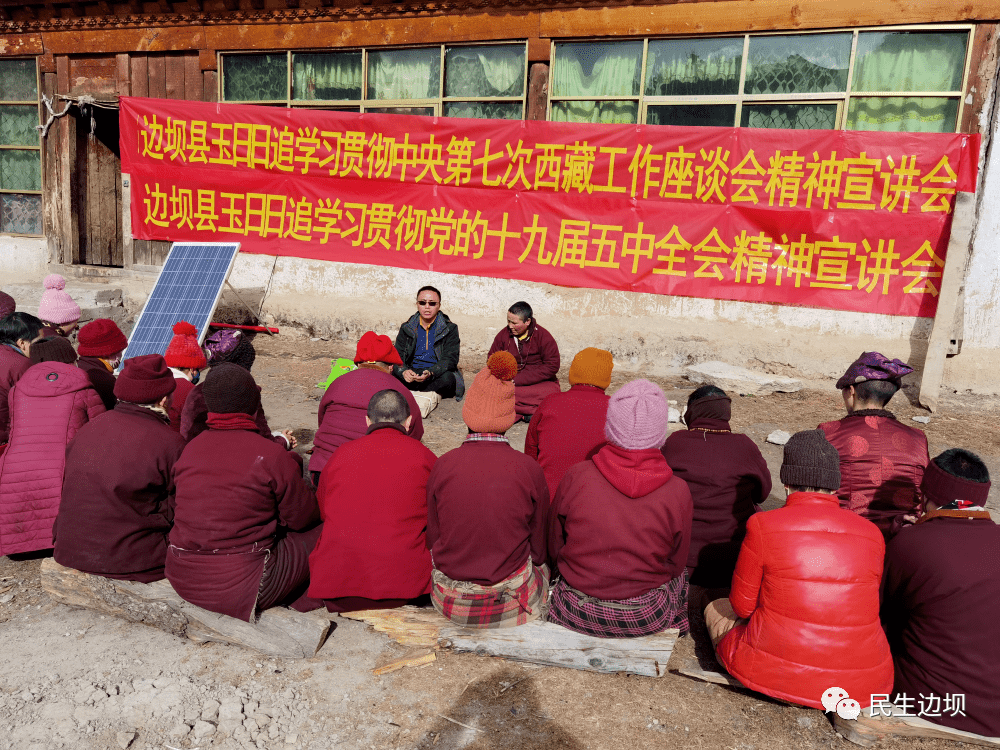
[0,237,47,285]
[965,113,1000,350]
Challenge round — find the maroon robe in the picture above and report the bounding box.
[0,344,31,445]
[488,321,561,417]
[54,402,185,582]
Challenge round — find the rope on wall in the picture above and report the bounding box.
[37,94,120,138]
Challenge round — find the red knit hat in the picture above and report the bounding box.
[462,351,517,434]
[354,331,403,366]
[77,319,128,357]
[114,354,176,404]
[164,321,208,369]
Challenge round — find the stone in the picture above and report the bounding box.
[766,430,791,446]
[285,735,298,745]
[201,699,221,722]
[796,715,815,728]
[219,700,244,724]
[116,731,137,749]
[193,721,216,739]
[912,415,931,424]
[686,361,802,396]
[668,407,681,423]
[168,722,190,738]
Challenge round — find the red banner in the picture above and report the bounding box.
[120,97,980,317]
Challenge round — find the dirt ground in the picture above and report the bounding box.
[0,327,997,750]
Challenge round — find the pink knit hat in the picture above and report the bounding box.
[605,379,669,450]
[37,274,81,325]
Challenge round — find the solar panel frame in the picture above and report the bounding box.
[121,242,241,366]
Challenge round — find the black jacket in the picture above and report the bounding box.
[393,312,460,380]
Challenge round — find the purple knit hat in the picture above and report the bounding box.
[835,351,914,390]
[38,274,81,325]
[605,379,670,450]
[0,291,14,319]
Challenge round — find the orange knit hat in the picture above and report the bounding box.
[462,351,517,434]
[568,347,613,390]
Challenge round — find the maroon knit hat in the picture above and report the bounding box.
[0,291,14,319]
[164,321,208,369]
[922,454,991,509]
[114,354,176,404]
[203,362,260,415]
[30,336,78,365]
[77,319,128,358]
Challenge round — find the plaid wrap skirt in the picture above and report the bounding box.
[548,569,690,638]
[431,558,548,629]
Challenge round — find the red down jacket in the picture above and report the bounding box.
[716,491,893,710]
[0,363,106,555]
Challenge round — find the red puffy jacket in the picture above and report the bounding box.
[716,491,893,710]
[0,363,106,555]
[819,410,928,538]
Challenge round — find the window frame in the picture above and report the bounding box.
[0,58,43,237]
[548,24,975,132]
[219,41,530,119]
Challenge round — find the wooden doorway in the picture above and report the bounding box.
[74,105,123,267]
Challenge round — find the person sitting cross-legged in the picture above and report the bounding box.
[547,379,693,638]
[426,351,550,629]
[820,351,929,540]
[705,430,893,711]
[391,285,464,400]
[524,347,613,499]
[488,301,560,421]
[881,449,1000,738]
[54,354,184,582]
[167,363,322,622]
[308,389,437,613]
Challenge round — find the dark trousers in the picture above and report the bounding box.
[257,524,324,613]
[397,371,459,399]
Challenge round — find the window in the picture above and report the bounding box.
[221,43,528,119]
[550,27,972,133]
[0,59,42,236]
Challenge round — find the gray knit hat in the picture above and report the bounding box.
[780,430,841,491]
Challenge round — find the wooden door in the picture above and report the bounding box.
[74,105,123,267]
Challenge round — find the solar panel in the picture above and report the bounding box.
[121,242,241,364]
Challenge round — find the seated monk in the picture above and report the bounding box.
[426,352,550,628]
[179,330,296,453]
[76,319,128,411]
[54,355,184,582]
[548,379,693,638]
[488,301,560,421]
[308,389,437,613]
[310,332,423,486]
[524,347,613,498]
[820,351,928,539]
[164,321,207,433]
[881,449,1000,739]
[166,364,322,622]
[661,385,771,589]
[706,430,892,711]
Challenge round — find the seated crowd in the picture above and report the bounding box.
[0,279,997,740]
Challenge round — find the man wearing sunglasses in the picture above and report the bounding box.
[392,286,465,401]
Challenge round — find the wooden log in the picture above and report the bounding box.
[341,606,678,677]
[833,709,1000,748]
[41,559,330,659]
[372,648,436,676]
[672,656,746,689]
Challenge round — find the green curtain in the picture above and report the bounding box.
[445,47,524,98]
[0,194,42,235]
[223,55,286,101]
[0,60,37,101]
[847,33,966,132]
[550,101,637,124]
[444,101,522,120]
[742,103,837,130]
[293,54,363,101]
[368,49,440,100]
[645,39,742,97]
[552,43,641,98]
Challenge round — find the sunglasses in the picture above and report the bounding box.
[417,300,439,306]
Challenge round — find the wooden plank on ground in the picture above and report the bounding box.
[671,656,746,689]
[41,558,330,659]
[373,648,436,676]
[341,606,678,677]
[833,709,1000,748]
[918,190,977,412]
